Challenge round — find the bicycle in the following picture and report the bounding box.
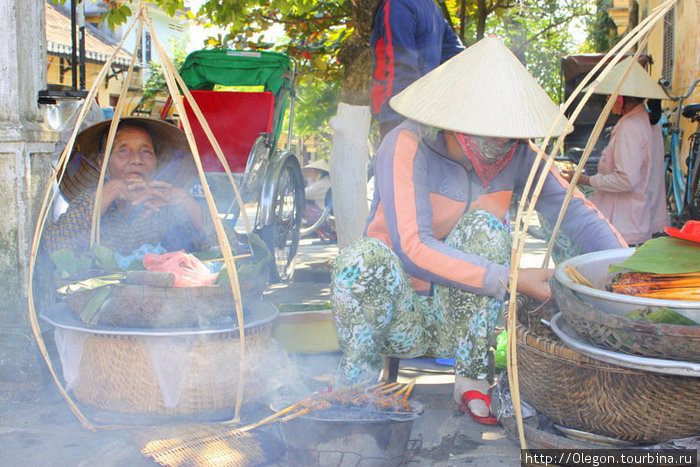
[659,77,700,227]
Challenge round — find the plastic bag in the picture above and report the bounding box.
[142,250,217,287]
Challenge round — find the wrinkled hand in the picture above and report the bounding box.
[103,179,190,215]
[516,268,554,303]
[138,181,189,212]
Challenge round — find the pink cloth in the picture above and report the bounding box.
[648,124,670,234]
[589,104,668,245]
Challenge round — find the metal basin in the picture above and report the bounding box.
[554,248,700,323]
[272,401,422,466]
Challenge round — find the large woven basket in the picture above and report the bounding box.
[553,279,700,362]
[515,296,700,443]
[61,272,268,328]
[64,300,278,416]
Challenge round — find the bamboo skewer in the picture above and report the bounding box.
[566,265,595,288]
[400,380,416,400]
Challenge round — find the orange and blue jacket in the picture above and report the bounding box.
[370,0,464,127]
[365,121,627,299]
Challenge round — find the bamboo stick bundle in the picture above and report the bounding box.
[565,265,595,288]
[504,0,678,449]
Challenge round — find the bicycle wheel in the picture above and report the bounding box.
[261,156,305,282]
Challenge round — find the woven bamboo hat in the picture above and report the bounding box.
[59,117,198,202]
[389,36,570,138]
[304,159,330,173]
[584,56,667,100]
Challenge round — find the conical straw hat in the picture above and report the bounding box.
[59,117,198,202]
[584,56,667,100]
[389,36,569,138]
[304,159,330,173]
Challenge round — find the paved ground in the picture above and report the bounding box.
[1,232,556,466]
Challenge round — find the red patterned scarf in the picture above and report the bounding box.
[455,133,517,188]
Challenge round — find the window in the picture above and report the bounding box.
[144,32,152,64]
[662,4,675,83]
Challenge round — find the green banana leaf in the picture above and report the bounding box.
[626,307,698,325]
[51,249,93,278]
[79,286,114,326]
[608,237,700,274]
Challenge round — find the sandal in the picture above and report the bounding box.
[460,390,499,425]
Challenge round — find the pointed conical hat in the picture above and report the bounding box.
[389,36,570,138]
[584,56,667,100]
[304,159,330,173]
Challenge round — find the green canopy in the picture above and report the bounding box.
[179,49,292,95]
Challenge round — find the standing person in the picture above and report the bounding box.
[370,0,464,139]
[563,57,669,246]
[331,37,626,422]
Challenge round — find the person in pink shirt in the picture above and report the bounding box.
[563,57,669,245]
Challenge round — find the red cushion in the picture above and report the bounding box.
[182,90,275,172]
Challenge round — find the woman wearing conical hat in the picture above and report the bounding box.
[330,37,626,419]
[42,118,217,257]
[562,57,669,246]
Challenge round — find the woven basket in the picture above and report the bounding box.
[68,301,277,415]
[515,296,700,443]
[61,272,268,328]
[553,279,700,362]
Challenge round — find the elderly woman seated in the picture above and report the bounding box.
[42,117,224,259]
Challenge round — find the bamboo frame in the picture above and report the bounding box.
[27,1,254,429]
[505,0,677,448]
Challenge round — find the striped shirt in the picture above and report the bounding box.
[365,121,626,299]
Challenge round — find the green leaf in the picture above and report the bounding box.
[50,249,78,277]
[90,244,120,271]
[626,307,698,325]
[216,265,229,285]
[608,237,700,274]
[78,286,113,326]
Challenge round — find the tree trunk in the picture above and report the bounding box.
[476,0,487,40]
[328,0,375,248]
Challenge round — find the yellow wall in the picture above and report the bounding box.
[46,55,142,114]
[622,0,699,163]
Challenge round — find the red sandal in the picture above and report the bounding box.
[460,390,499,425]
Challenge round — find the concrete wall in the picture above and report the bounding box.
[0,0,59,401]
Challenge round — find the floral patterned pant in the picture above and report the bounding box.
[331,210,510,387]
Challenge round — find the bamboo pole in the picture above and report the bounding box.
[139,10,249,423]
[91,19,145,245]
[505,0,677,448]
[26,4,144,430]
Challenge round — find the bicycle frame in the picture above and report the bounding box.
[660,77,700,218]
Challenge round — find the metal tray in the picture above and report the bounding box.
[40,300,278,337]
[554,248,700,323]
[548,312,700,378]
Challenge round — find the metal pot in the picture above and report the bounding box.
[273,403,422,466]
[554,248,700,322]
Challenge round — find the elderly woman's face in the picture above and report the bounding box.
[107,126,157,183]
